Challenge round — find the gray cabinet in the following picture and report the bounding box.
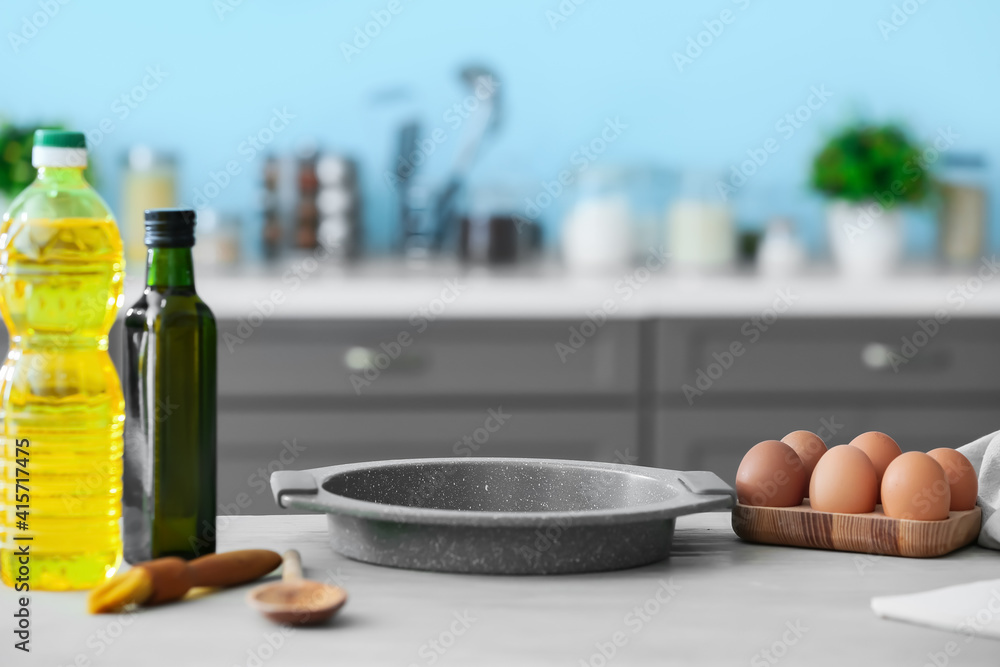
[656,319,1000,396]
[218,320,640,398]
[218,408,638,514]
[216,319,642,513]
[654,319,1000,486]
[853,408,999,451]
[653,408,864,484]
[652,407,999,486]
[97,314,1000,515]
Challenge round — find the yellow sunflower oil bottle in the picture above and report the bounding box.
[0,130,125,590]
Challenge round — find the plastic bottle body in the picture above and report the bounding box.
[0,166,125,590]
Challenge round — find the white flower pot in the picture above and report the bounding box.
[826,200,903,278]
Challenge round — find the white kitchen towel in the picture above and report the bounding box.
[958,429,1000,550]
[868,435,1000,639]
[871,579,1000,640]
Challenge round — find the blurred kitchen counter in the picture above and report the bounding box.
[124,259,1000,320]
[113,258,1000,511]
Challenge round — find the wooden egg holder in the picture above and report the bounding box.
[732,500,982,558]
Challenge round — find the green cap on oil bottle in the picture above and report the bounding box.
[33,130,86,148]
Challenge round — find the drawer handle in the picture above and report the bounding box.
[343,346,426,373]
[861,343,895,371]
[344,346,376,371]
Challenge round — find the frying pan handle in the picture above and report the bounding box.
[676,471,736,501]
[271,470,320,510]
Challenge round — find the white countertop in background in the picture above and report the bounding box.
[127,260,1000,321]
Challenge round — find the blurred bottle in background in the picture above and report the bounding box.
[120,146,177,268]
[756,217,806,277]
[316,153,362,260]
[192,208,241,270]
[625,165,675,255]
[938,153,987,266]
[260,154,283,261]
[294,144,320,250]
[561,166,634,271]
[460,184,539,265]
[666,171,736,273]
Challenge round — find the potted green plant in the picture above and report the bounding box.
[811,123,931,276]
[0,123,44,209]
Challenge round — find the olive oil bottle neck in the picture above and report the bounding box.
[146,247,195,289]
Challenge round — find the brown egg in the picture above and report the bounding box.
[849,431,902,502]
[735,440,806,507]
[881,452,951,521]
[927,448,978,511]
[809,445,878,514]
[781,430,827,497]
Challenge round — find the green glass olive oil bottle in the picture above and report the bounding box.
[123,208,217,562]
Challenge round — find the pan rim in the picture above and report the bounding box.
[278,457,734,527]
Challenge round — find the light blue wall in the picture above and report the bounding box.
[2,0,997,257]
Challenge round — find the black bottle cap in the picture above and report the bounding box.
[144,208,196,248]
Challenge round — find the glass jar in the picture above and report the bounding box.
[665,171,736,272]
[120,146,177,267]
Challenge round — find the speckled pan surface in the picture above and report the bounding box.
[271,458,735,574]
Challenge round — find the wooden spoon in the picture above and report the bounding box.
[246,550,348,625]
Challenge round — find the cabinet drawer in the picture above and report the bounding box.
[852,408,1000,452]
[654,408,862,484]
[657,319,1000,397]
[218,320,639,398]
[654,407,999,485]
[217,408,638,514]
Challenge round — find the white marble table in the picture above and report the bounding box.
[6,513,1000,666]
